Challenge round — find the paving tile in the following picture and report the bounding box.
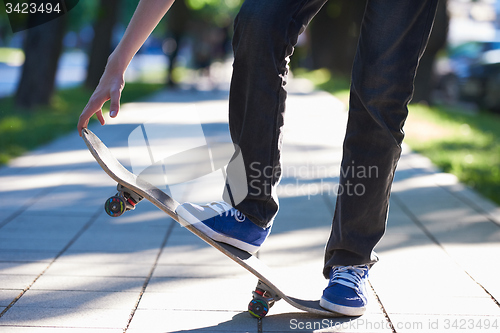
[0,327,123,333]
[159,244,241,266]
[127,309,257,333]
[0,290,21,307]
[165,230,211,248]
[22,171,115,215]
[442,182,500,225]
[269,194,333,233]
[443,243,500,303]
[152,264,249,278]
[0,214,89,251]
[142,276,256,313]
[0,262,49,275]
[43,262,153,278]
[258,228,330,267]
[0,275,37,289]
[0,213,89,234]
[67,230,167,252]
[15,290,139,309]
[31,275,145,292]
[89,207,171,230]
[371,245,489,299]
[57,249,159,264]
[0,250,57,262]
[0,238,71,252]
[388,314,500,333]
[0,307,131,329]
[0,177,55,213]
[384,296,499,316]
[138,291,250,311]
[145,275,256,293]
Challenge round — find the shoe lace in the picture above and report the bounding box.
[330,265,368,292]
[206,201,246,222]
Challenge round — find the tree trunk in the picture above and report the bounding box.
[165,0,190,87]
[309,0,366,76]
[411,0,449,104]
[14,15,66,109]
[84,0,121,90]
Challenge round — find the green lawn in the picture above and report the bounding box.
[295,68,500,206]
[0,82,164,165]
[405,104,500,205]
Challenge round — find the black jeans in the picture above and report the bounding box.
[225,0,438,277]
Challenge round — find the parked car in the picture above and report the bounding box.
[436,40,500,112]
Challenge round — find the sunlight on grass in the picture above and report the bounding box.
[293,68,350,105]
[0,47,25,66]
[0,83,164,165]
[405,104,500,205]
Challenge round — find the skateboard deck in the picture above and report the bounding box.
[82,128,339,318]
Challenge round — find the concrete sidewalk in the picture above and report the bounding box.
[0,80,499,332]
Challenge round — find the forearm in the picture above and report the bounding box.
[108,0,175,72]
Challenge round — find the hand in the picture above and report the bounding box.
[77,66,125,137]
[77,0,176,136]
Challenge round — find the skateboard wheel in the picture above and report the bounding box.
[105,196,126,217]
[248,299,269,319]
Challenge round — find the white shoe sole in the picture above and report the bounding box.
[319,297,366,317]
[176,205,260,253]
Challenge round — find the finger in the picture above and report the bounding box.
[77,95,107,135]
[96,109,105,125]
[109,88,122,118]
[77,118,87,137]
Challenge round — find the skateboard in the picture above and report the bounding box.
[82,128,339,319]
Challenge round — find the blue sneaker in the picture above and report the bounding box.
[320,265,369,316]
[176,201,271,253]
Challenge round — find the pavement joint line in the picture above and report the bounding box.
[0,205,103,319]
[368,281,396,333]
[461,270,500,310]
[391,194,442,249]
[123,219,176,333]
[438,183,500,228]
[391,194,500,310]
[405,156,500,228]
[0,185,54,230]
[0,165,90,229]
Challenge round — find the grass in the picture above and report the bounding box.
[0,48,25,66]
[295,68,500,206]
[405,104,500,205]
[0,82,164,165]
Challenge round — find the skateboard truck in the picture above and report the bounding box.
[104,184,144,217]
[248,280,281,318]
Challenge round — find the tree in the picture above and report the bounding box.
[85,0,122,90]
[164,0,191,87]
[14,16,67,109]
[412,0,449,104]
[308,0,367,76]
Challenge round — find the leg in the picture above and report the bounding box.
[320,0,438,316]
[323,0,439,273]
[177,0,327,253]
[225,0,328,228]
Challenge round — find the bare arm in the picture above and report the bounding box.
[77,0,175,136]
